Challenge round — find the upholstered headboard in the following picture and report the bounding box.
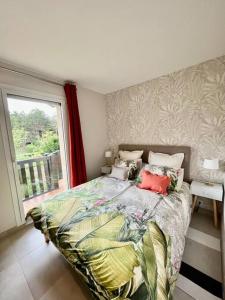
[118,144,191,182]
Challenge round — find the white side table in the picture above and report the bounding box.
[101,165,112,175]
[190,180,223,227]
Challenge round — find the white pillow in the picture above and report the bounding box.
[108,166,129,180]
[148,151,184,169]
[119,150,143,161]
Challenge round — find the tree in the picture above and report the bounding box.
[38,131,59,155]
[12,127,28,160]
[10,109,59,160]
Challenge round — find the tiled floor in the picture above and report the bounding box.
[0,225,92,300]
[190,207,221,238]
[0,207,221,300]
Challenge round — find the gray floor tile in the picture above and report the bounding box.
[19,243,67,300]
[0,236,17,272]
[39,269,90,300]
[10,225,45,260]
[173,286,195,300]
[0,262,34,300]
[191,208,220,239]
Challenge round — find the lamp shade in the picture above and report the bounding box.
[105,150,112,158]
[203,159,219,170]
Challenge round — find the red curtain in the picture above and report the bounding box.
[64,83,87,187]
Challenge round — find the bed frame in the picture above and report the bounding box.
[118,144,191,182]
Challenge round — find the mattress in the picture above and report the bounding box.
[27,176,191,300]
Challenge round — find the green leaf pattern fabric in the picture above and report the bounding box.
[27,176,191,299]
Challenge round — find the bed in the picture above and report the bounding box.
[27,144,192,300]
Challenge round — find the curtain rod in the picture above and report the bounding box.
[0,64,64,87]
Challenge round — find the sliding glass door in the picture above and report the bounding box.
[2,93,68,220]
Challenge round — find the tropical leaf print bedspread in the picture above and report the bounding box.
[27,176,191,300]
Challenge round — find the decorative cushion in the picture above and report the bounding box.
[127,160,139,181]
[119,150,143,161]
[115,158,142,180]
[144,164,184,191]
[108,166,129,180]
[148,151,184,169]
[138,170,170,195]
[175,168,184,191]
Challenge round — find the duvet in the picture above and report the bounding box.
[27,176,191,300]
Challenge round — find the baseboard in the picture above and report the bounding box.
[0,222,32,240]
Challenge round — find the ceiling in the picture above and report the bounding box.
[0,0,225,94]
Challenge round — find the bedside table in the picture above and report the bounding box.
[191,180,223,227]
[101,165,112,175]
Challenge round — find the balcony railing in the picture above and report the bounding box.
[17,150,63,201]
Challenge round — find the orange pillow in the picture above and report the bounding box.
[138,170,170,195]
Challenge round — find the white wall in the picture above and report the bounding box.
[0,68,107,233]
[77,87,107,180]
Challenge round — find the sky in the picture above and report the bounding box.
[7,96,57,117]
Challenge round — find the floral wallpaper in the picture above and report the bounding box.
[106,56,225,183]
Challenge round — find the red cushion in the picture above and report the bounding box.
[138,170,170,195]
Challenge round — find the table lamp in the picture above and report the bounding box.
[105,150,112,166]
[203,158,219,185]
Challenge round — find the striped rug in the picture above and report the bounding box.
[175,208,222,300]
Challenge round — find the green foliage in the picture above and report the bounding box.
[12,127,28,151]
[10,109,59,160]
[38,131,60,154]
